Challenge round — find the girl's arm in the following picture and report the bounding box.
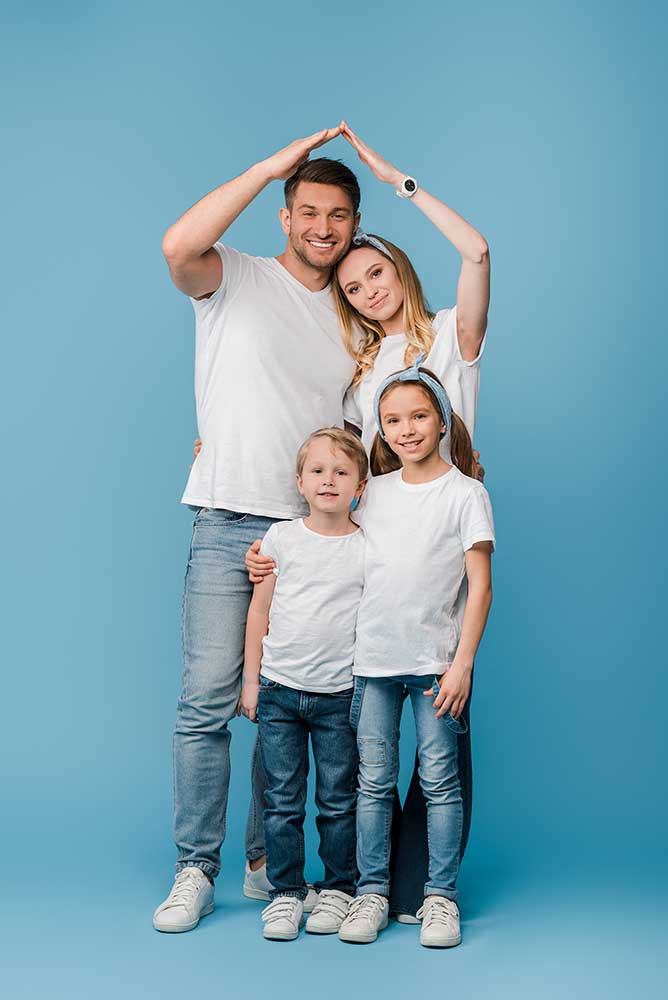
[429,541,493,719]
[341,121,490,361]
[239,574,277,722]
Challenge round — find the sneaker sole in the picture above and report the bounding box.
[243,885,271,902]
[395,913,420,924]
[305,922,341,935]
[338,915,388,944]
[420,933,462,948]
[153,901,215,933]
[263,919,304,942]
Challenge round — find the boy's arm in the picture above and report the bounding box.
[239,574,277,723]
[430,542,493,719]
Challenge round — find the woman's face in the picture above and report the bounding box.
[336,246,404,326]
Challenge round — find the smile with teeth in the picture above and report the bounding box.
[307,240,336,250]
[399,439,423,450]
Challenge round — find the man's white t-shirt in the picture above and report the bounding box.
[342,308,485,465]
[259,519,365,693]
[352,466,495,678]
[181,243,356,518]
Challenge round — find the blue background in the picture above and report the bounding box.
[1,1,666,996]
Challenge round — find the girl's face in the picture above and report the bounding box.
[379,384,445,465]
[336,246,404,326]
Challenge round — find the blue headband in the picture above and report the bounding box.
[351,228,395,262]
[373,352,453,440]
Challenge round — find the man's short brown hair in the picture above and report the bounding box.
[296,427,368,481]
[284,158,361,215]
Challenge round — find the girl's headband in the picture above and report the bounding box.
[351,228,395,262]
[373,353,453,440]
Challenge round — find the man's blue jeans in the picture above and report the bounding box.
[351,674,467,902]
[173,507,278,880]
[258,677,358,900]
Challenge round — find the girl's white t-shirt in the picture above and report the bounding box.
[342,308,485,465]
[351,467,495,678]
[259,518,365,693]
[182,243,356,519]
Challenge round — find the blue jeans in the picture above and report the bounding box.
[258,678,358,900]
[351,675,467,902]
[173,508,279,880]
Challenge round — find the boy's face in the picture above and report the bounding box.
[297,439,366,515]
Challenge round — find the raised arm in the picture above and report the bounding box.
[341,122,490,360]
[238,573,277,723]
[162,127,342,299]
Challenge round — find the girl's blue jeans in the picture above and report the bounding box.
[350,674,467,902]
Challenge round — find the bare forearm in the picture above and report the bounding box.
[411,188,488,264]
[452,581,492,671]
[244,606,269,684]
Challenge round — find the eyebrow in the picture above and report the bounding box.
[298,204,352,214]
[344,260,385,289]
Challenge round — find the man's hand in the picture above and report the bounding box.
[472,450,485,482]
[246,540,276,583]
[193,438,202,461]
[340,121,403,187]
[237,682,260,723]
[263,126,342,182]
[424,663,472,720]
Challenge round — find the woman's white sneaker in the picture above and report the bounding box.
[305,890,353,934]
[152,868,214,933]
[338,893,389,943]
[417,896,461,948]
[261,896,305,941]
[244,862,318,911]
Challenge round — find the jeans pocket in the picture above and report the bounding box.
[349,677,365,732]
[259,676,279,690]
[433,676,468,734]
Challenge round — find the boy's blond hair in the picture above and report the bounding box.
[296,427,368,481]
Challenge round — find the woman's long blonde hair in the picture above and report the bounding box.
[332,235,436,388]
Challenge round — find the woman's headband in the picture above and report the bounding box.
[373,353,452,440]
[351,228,395,262]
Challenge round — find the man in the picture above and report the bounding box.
[153,126,362,933]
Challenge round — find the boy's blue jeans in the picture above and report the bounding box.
[351,674,467,902]
[258,677,358,900]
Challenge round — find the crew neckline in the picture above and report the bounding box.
[299,518,361,540]
[397,465,457,490]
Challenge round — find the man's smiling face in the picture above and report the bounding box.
[281,181,359,272]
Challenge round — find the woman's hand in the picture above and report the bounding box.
[340,121,404,188]
[245,540,276,583]
[263,126,342,181]
[424,664,472,720]
[237,682,259,723]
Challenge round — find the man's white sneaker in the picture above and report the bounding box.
[305,890,353,934]
[338,893,389,944]
[152,868,214,933]
[417,896,461,948]
[261,896,304,941]
[243,862,318,911]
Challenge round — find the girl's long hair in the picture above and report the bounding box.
[332,236,436,387]
[370,372,474,479]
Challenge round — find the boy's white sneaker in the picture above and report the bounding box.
[305,889,353,934]
[244,861,318,911]
[152,868,214,933]
[261,896,304,941]
[338,893,389,943]
[417,896,461,948]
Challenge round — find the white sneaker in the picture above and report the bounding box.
[261,896,304,941]
[417,896,461,948]
[152,868,214,933]
[305,889,353,934]
[395,912,420,924]
[338,893,389,944]
[244,861,318,912]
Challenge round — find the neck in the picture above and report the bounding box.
[275,245,332,292]
[380,308,405,337]
[304,509,357,536]
[401,450,451,485]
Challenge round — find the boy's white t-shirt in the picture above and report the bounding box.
[352,467,495,678]
[342,308,485,465]
[181,243,356,519]
[259,518,365,693]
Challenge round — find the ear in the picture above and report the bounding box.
[279,206,291,237]
[353,211,361,233]
[296,473,305,498]
[355,477,368,501]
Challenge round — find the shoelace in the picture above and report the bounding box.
[311,891,350,921]
[416,897,459,928]
[262,897,301,923]
[163,870,206,909]
[345,894,387,923]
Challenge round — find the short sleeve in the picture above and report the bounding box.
[189,242,249,316]
[430,307,486,369]
[343,385,363,430]
[260,522,281,575]
[459,484,495,553]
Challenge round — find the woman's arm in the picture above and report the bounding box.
[341,121,490,361]
[239,574,277,722]
[429,541,493,719]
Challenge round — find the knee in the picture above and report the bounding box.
[357,738,396,801]
[418,762,462,806]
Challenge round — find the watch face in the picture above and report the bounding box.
[404,178,416,192]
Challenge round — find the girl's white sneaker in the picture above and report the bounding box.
[244,862,318,911]
[305,889,353,934]
[261,896,305,941]
[417,896,461,948]
[152,868,214,933]
[338,893,389,943]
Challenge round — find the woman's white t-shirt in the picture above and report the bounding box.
[342,307,485,464]
[259,518,365,693]
[352,467,495,678]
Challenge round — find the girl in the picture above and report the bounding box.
[336,358,494,948]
